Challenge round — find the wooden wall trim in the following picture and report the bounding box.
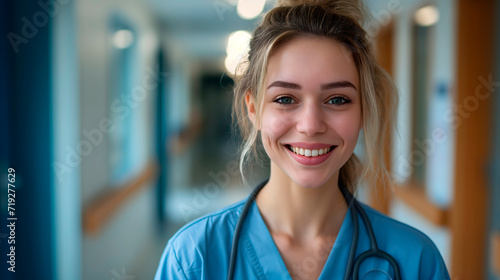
[450,0,495,278]
[82,160,157,235]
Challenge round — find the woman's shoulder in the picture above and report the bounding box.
[155,199,246,280]
[360,203,438,250]
[360,203,450,279]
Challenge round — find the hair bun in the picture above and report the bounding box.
[274,0,366,25]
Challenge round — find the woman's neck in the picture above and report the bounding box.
[255,163,348,244]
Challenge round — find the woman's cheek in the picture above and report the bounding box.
[332,112,361,143]
[261,110,290,141]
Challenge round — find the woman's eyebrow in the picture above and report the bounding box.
[321,81,357,91]
[266,80,357,90]
[267,81,301,90]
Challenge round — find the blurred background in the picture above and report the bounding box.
[0,0,499,279]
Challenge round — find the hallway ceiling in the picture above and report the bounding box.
[147,0,275,59]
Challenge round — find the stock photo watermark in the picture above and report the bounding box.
[364,0,403,38]
[5,168,17,273]
[213,0,238,21]
[212,0,403,29]
[443,74,499,129]
[7,0,71,54]
[178,159,240,222]
[110,267,135,280]
[51,66,169,182]
[394,74,499,179]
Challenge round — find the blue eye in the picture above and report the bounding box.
[328,96,350,105]
[274,96,295,105]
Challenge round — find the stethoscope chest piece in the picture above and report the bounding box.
[359,269,394,280]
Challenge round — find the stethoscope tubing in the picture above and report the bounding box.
[227,180,402,280]
[341,187,359,280]
[227,180,266,280]
[351,197,402,280]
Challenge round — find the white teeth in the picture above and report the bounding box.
[289,145,333,157]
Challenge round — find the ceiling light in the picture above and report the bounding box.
[225,30,251,75]
[225,55,240,76]
[414,5,439,26]
[112,29,134,49]
[226,30,251,57]
[237,0,266,20]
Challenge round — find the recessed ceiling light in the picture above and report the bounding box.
[237,0,266,20]
[112,29,134,49]
[414,5,439,26]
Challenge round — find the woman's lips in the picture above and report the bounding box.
[284,144,336,165]
[285,142,332,150]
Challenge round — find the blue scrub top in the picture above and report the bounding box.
[154,196,450,279]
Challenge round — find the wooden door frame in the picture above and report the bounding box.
[371,20,395,215]
[450,0,495,278]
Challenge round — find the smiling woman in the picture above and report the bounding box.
[248,37,362,190]
[154,0,450,279]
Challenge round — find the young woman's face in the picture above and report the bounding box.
[247,36,362,188]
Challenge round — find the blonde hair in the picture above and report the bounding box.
[232,0,398,193]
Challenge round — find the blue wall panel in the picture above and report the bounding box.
[0,1,55,279]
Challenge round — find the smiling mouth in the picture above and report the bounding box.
[285,145,336,157]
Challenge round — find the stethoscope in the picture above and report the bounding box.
[227,180,402,280]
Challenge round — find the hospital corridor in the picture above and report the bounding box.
[1,0,499,279]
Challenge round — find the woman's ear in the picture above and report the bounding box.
[245,91,258,129]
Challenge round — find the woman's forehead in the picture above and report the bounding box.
[264,36,359,91]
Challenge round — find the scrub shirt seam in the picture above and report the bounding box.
[245,239,267,280]
[171,245,189,280]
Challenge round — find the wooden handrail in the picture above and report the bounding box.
[493,232,500,277]
[393,182,449,227]
[82,160,157,235]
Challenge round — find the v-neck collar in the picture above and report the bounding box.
[239,199,354,280]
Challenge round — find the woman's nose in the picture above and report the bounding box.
[296,103,327,136]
